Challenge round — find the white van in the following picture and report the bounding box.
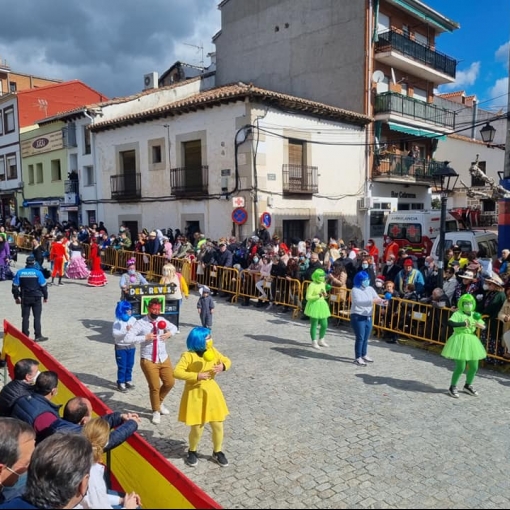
[431,230,498,262]
[383,210,459,258]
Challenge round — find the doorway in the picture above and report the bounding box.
[282,220,307,246]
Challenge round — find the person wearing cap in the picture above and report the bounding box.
[394,258,425,297]
[146,230,161,256]
[448,245,468,270]
[452,269,481,307]
[11,256,49,342]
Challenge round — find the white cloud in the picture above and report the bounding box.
[441,61,480,90]
[495,41,510,69]
[486,77,509,111]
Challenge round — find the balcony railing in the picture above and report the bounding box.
[170,165,209,196]
[375,92,455,129]
[376,30,457,79]
[373,154,444,181]
[282,164,318,194]
[110,173,141,199]
[64,179,79,194]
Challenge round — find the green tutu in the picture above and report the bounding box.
[305,298,331,319]
[441,331,487,361]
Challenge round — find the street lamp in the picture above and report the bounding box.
[433,161,459,288]
[480,123,496,146]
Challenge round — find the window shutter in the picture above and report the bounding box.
[288,140,303,166]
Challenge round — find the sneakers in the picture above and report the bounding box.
[311,340,321,350]
[463,384,479,397]
[212,451,229,467]
[354,357,367,366]
[152,411,161,424]
[448,386,459,398]
[175,329,180,334]
[117,383,128,393]
[186,451,198,467]
[125,382,135,390]
[34,336,49,343]
[318,339,329,347]
[362,355,374,363]
[160,404,170,415]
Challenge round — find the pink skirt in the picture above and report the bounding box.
[66,256,90,279]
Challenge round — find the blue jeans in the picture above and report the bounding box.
[350,314,372,359]
[115,347,136,384]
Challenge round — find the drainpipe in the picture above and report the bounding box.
[471,98,478,140]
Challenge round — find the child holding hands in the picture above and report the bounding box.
[174,327,231,468]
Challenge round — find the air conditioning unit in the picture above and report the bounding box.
[357,197,373,210]
[143,72,159,90]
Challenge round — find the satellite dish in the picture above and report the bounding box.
[372,70,385,83]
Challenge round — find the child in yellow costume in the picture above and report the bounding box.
[304,268,331,349]
[174,327,231,467]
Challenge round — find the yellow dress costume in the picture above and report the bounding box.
[174,347,231,426]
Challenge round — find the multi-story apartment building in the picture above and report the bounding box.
[0,57,61,96]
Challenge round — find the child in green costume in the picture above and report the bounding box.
[304,269,331,349]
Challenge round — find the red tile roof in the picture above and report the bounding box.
[437,91,465,99]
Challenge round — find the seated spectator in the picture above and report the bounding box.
[0,433,93,509]
[0,418,36,504]
[48,397,140,452]
[0,359,39,417]
[81,418,141,509]
[10,371,60,443]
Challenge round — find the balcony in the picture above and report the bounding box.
[373,154,444,185]
[375,92,455,130]
[64,179,79,194]
[375,30,456,85]
[110,173,141,199]
[170,165,209,196]
[282,165,318,195]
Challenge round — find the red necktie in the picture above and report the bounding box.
[152,321,158,363]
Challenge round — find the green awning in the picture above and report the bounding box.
[388,122,446,140]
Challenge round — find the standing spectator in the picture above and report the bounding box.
[356,256,376,288]
[124,298,177,425]
[30,238,45,272]
[197,286,215,329]
[49,234,68,286]
[211,242,233,297]
[442,266,459,303]
[112,301,137,393]
[146,231,161,256]
[254,254,273,307]
[350,271,386,365]
[119,231,132,251]
[452,270,481,308]
[448,245,469,270]
[382,254,401,284]
[11,256,48,342]
[323,240,341,273]
[421,256,439,298]
[161,236,173,260]
[394,258,425,296]
[174,327,231,468]
[266,254,287,310]
[383,235,400,264]
[0,418,36,505]
[347,240,359,260]
[0,359,39,417]
[256,224,271,245]
[0,233,12,281]
[364,238,379,272]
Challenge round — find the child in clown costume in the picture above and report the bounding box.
[442,293,487,398]
[174,327,231,468]
[304,268,331,349]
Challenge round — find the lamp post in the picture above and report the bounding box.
[480,123,496,146]
[433,162,459,288]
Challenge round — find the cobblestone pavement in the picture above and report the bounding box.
[2,255,510,509]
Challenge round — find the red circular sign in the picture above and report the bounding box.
[232,207,248,225]
[260,212,271,228]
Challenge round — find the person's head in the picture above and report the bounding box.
[218,242,227,251]
[115,301,132,322]
[82,417,110,463]
[452,245,462,258]
[403,258,414,272]
[404,283,415,294]
[361,257,370,270]
[384,280,395,293]
[33,371,58,399]
[13,359,40,384]
[386,254,396,265]
[23,433,93,509]
[424,256,434,267]
[32,238,39,247]
[458,293,476,315]
[161,263,176,279]
[147,298,162,320]
[484,273,504,291]
[375,275,385,289]
[0,417,36,488]
[126,258,136,275]
[309,252,319,264]
[353,271,370,289]
[186,327,211,356]
[431,287,445,302]
[444,267,455,280]
[25,255,36,268]
[200,286,211,296]
[459,270,475,285]
[311,268,327,283]
[63,397,93,425]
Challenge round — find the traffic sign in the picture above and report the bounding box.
[260,211,271,228]
[232,207,248,225]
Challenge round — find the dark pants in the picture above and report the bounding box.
[115,347,136,384]
[21,297,42,338]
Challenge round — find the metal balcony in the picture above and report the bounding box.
[375,92,455,130]
[373,154,444,184]
[282,164,318,194]
[170,165,209,196]
[110,173,141,199]
[375,30,457,84]
[64,180,79,194]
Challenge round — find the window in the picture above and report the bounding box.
[87,210,96,225]
[83,126,91,154]
[378,13,389,34]
[4,107,15,133]
[471,160,486,187]
[51,159,62,181]
[9,82,17,93]
[0,156,4,181]
[63,123,77,147]
[289,139,305,166]
[36,163,43,183]
[0,112,3,135]
[413,87,427,102]
[386,222,422,243]
[152,145,162,164]
[84,165,94,186]
[414,32,428,47]
[28,164,34,184]
[6,154,16,180]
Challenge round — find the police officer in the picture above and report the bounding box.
[11,255,49,342]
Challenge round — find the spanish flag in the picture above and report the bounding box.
[1,320,221,510]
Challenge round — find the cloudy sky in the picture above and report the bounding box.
[0,0,221,99]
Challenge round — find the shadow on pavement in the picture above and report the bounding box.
[355,373,446,394]
[271,345,354,363]
[79,319,112,344]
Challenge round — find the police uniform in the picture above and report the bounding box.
[11,256,49,341]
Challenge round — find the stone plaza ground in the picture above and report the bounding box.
[2,254,510,509]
